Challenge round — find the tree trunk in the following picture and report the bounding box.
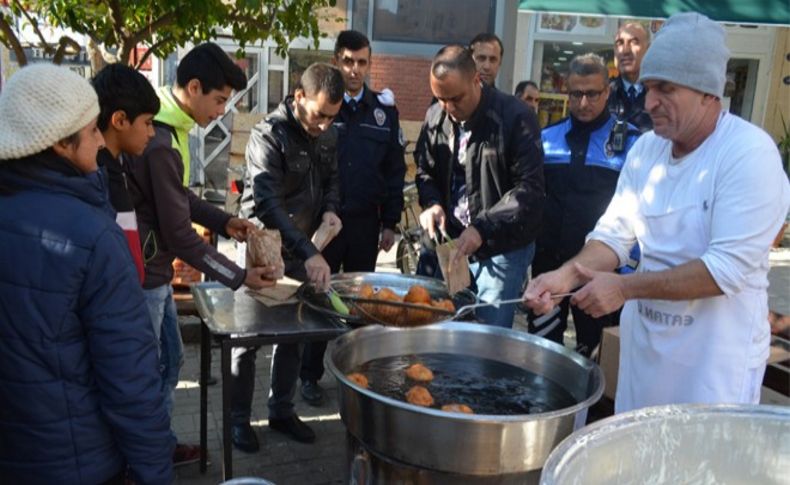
[87,37,107,73]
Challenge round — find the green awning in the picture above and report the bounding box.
[518,1,790,26]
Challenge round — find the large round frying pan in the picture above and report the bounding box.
[296,272,478,327]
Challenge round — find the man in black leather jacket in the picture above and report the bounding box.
[416,45,545,328]
[230,63,344,451]
[299,31,406,407]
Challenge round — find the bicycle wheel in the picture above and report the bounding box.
[396,237,419,274]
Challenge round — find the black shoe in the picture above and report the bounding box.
[300,380,324,406]
[231,424,260,453]
[268,415,316,443]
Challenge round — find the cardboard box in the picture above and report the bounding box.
[598,326,620,400]
[597,327,790,401]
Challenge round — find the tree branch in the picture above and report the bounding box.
[134,34,172,70]
[0,12,27,65]
[126,11,177,47]
[52,35,81,64]
[12,0,54,54]
[104,0,126,45]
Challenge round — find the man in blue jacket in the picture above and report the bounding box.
[299,30,406,406]
[528,53,640,356]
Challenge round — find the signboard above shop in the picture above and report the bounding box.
[519,0,790,26]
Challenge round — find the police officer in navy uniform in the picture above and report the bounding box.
[300,30,406,405]
[607,22,653,133]
[528,53,640,356]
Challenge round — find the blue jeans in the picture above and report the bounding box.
[469,243,535,328]
[144,284,183,436]
[418,243,534,328]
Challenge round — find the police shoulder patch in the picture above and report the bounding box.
[398,127,405,147]
[374,108,386,126]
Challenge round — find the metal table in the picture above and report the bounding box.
[191,282,347,479]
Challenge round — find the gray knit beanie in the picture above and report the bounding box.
[0,63,99,160]
[639,12,730,97]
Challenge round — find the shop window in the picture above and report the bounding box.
[352,0,496,45]
[725,58,759,122]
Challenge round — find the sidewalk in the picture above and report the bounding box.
[173,343,347,484]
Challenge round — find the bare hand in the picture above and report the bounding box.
[322,211,342,230]
[379,228,396,252]
[570,263,627,318]
[418,204,445,241]
[244,266,279,290]
[225,217,256,242]
[522,267,575,316]
[305,254,331,291]
[452,226,482,266]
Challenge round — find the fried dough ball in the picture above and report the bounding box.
[404,285,432,304]
[369,287,403,322]
[405,363,434,382]
[358,284,375,299]
[352,284,377,316]
[441,403,474,414]
[405,304,435,325]
[431,299,455,314]
[346,372,369,389]
[406,385,434,407]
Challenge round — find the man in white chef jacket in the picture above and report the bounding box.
[523,12,790,413]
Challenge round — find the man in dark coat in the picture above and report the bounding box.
[416,45,544,328]
[607,22,653,133]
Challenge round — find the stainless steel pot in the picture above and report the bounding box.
[326,322,604,477]
[540,404,790,485]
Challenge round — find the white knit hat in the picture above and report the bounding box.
[0,63,99,160]
[639,12,730,97]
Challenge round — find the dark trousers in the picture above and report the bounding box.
[301,215,380,383]
[526,249,618,356]
[230,260,307,423]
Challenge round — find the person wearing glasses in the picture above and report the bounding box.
[525,13,789,413]
[514,80,541,113]
[525,53,640,357]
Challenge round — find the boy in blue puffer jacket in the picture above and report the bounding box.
[0,64,173,484]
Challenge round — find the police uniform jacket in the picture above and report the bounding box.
[607,76,653,134]
[538,109,639,263]
[334,86,405,228]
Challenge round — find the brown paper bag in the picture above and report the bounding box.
[248,276,303,307]
[435,243,471,295]
[311,219,342,251]
[246,228,284,277]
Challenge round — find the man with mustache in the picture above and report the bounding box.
[524,13,790,413]
[607,22,653,133]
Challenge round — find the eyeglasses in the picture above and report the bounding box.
[568,89,606,101]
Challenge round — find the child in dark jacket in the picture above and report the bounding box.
[91,63,161,283]
[0,64,173,483]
